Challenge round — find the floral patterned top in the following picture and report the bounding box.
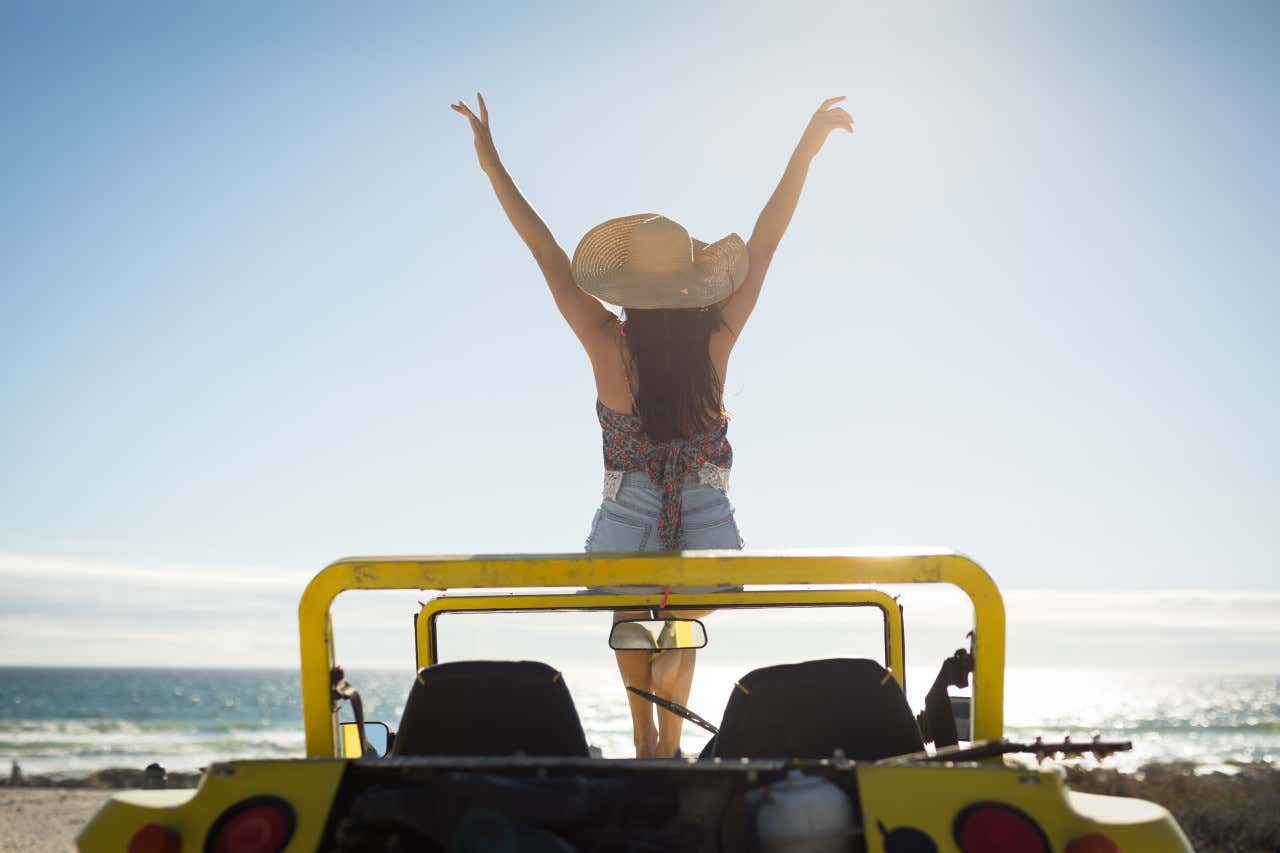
[596,399,733,551]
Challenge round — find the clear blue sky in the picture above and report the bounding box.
[2,0,1277,628]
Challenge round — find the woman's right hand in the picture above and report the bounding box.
[451,92,501,174]
[795,96,854,161]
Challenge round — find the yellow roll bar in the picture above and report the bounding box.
[414,589,905,680]
[297,550,1005,758]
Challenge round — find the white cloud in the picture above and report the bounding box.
[1005,589,1280,632]
[2,553,1278,669]
[0,553,311,592]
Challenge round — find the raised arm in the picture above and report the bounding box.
[451,93,613,347]
[720,97,854,339]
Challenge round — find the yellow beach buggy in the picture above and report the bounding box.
[78,550,1192,852]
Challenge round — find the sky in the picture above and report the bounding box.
[1,1,1277,666]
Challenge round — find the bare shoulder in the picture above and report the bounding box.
[581,314,626,383]
[587,315,637,413]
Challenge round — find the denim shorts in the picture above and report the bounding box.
[585,472,745,554]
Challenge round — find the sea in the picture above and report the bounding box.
[2,666,1277,778]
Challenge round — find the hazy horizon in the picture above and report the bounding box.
[2,551,1277,671]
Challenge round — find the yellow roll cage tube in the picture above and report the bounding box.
[298,549,1003,758]
[413,589,905,677]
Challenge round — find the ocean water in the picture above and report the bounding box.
[2,666,1276,777]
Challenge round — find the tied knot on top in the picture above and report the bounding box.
[598,401,731,551]
[654,439,693,550]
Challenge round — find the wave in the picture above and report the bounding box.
[0,719,303,735]
[1006,720,1280,736]
[2,667,1276,773]
[0,719,305,765]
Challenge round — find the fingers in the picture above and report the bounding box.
[815,106,854,135]
[814,96,852,136]
[828,107,854,132]
[477,92,489,126]
[451,101,483,130]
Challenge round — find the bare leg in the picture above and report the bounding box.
[651,648,696,757]
[615,650,658,757]
[612,611,658,757]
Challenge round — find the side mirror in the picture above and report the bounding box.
[609,619,707,651]
[339,721,391,758]
[951,696,972,742]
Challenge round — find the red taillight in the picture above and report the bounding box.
[954,803,1051,853]
[204,797,295,853]
[1067,834,1121,853]
[128,824,181,853]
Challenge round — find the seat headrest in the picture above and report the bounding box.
[392,660,590,758]
[713,658,924,760]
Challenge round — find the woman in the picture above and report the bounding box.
[451,93,852,757]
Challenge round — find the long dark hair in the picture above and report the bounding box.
[621,306,729,443]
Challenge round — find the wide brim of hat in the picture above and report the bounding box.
[572,214,750,309]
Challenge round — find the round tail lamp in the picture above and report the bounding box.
[128,824,181,853]
[204,796,296,853]
[953,802,1051,853]
[1067,834,1122,853]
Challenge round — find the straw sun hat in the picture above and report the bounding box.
[571,214,750,310]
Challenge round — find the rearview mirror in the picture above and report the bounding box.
[339,721,391,758]
[609,619,707,651]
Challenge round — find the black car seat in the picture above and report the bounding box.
[712,658,924,760]
[391,660,590,757]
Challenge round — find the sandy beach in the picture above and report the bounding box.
[0,790,109,853]
[0,769,201,853]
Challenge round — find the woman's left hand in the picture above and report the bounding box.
[795,96,855,160]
